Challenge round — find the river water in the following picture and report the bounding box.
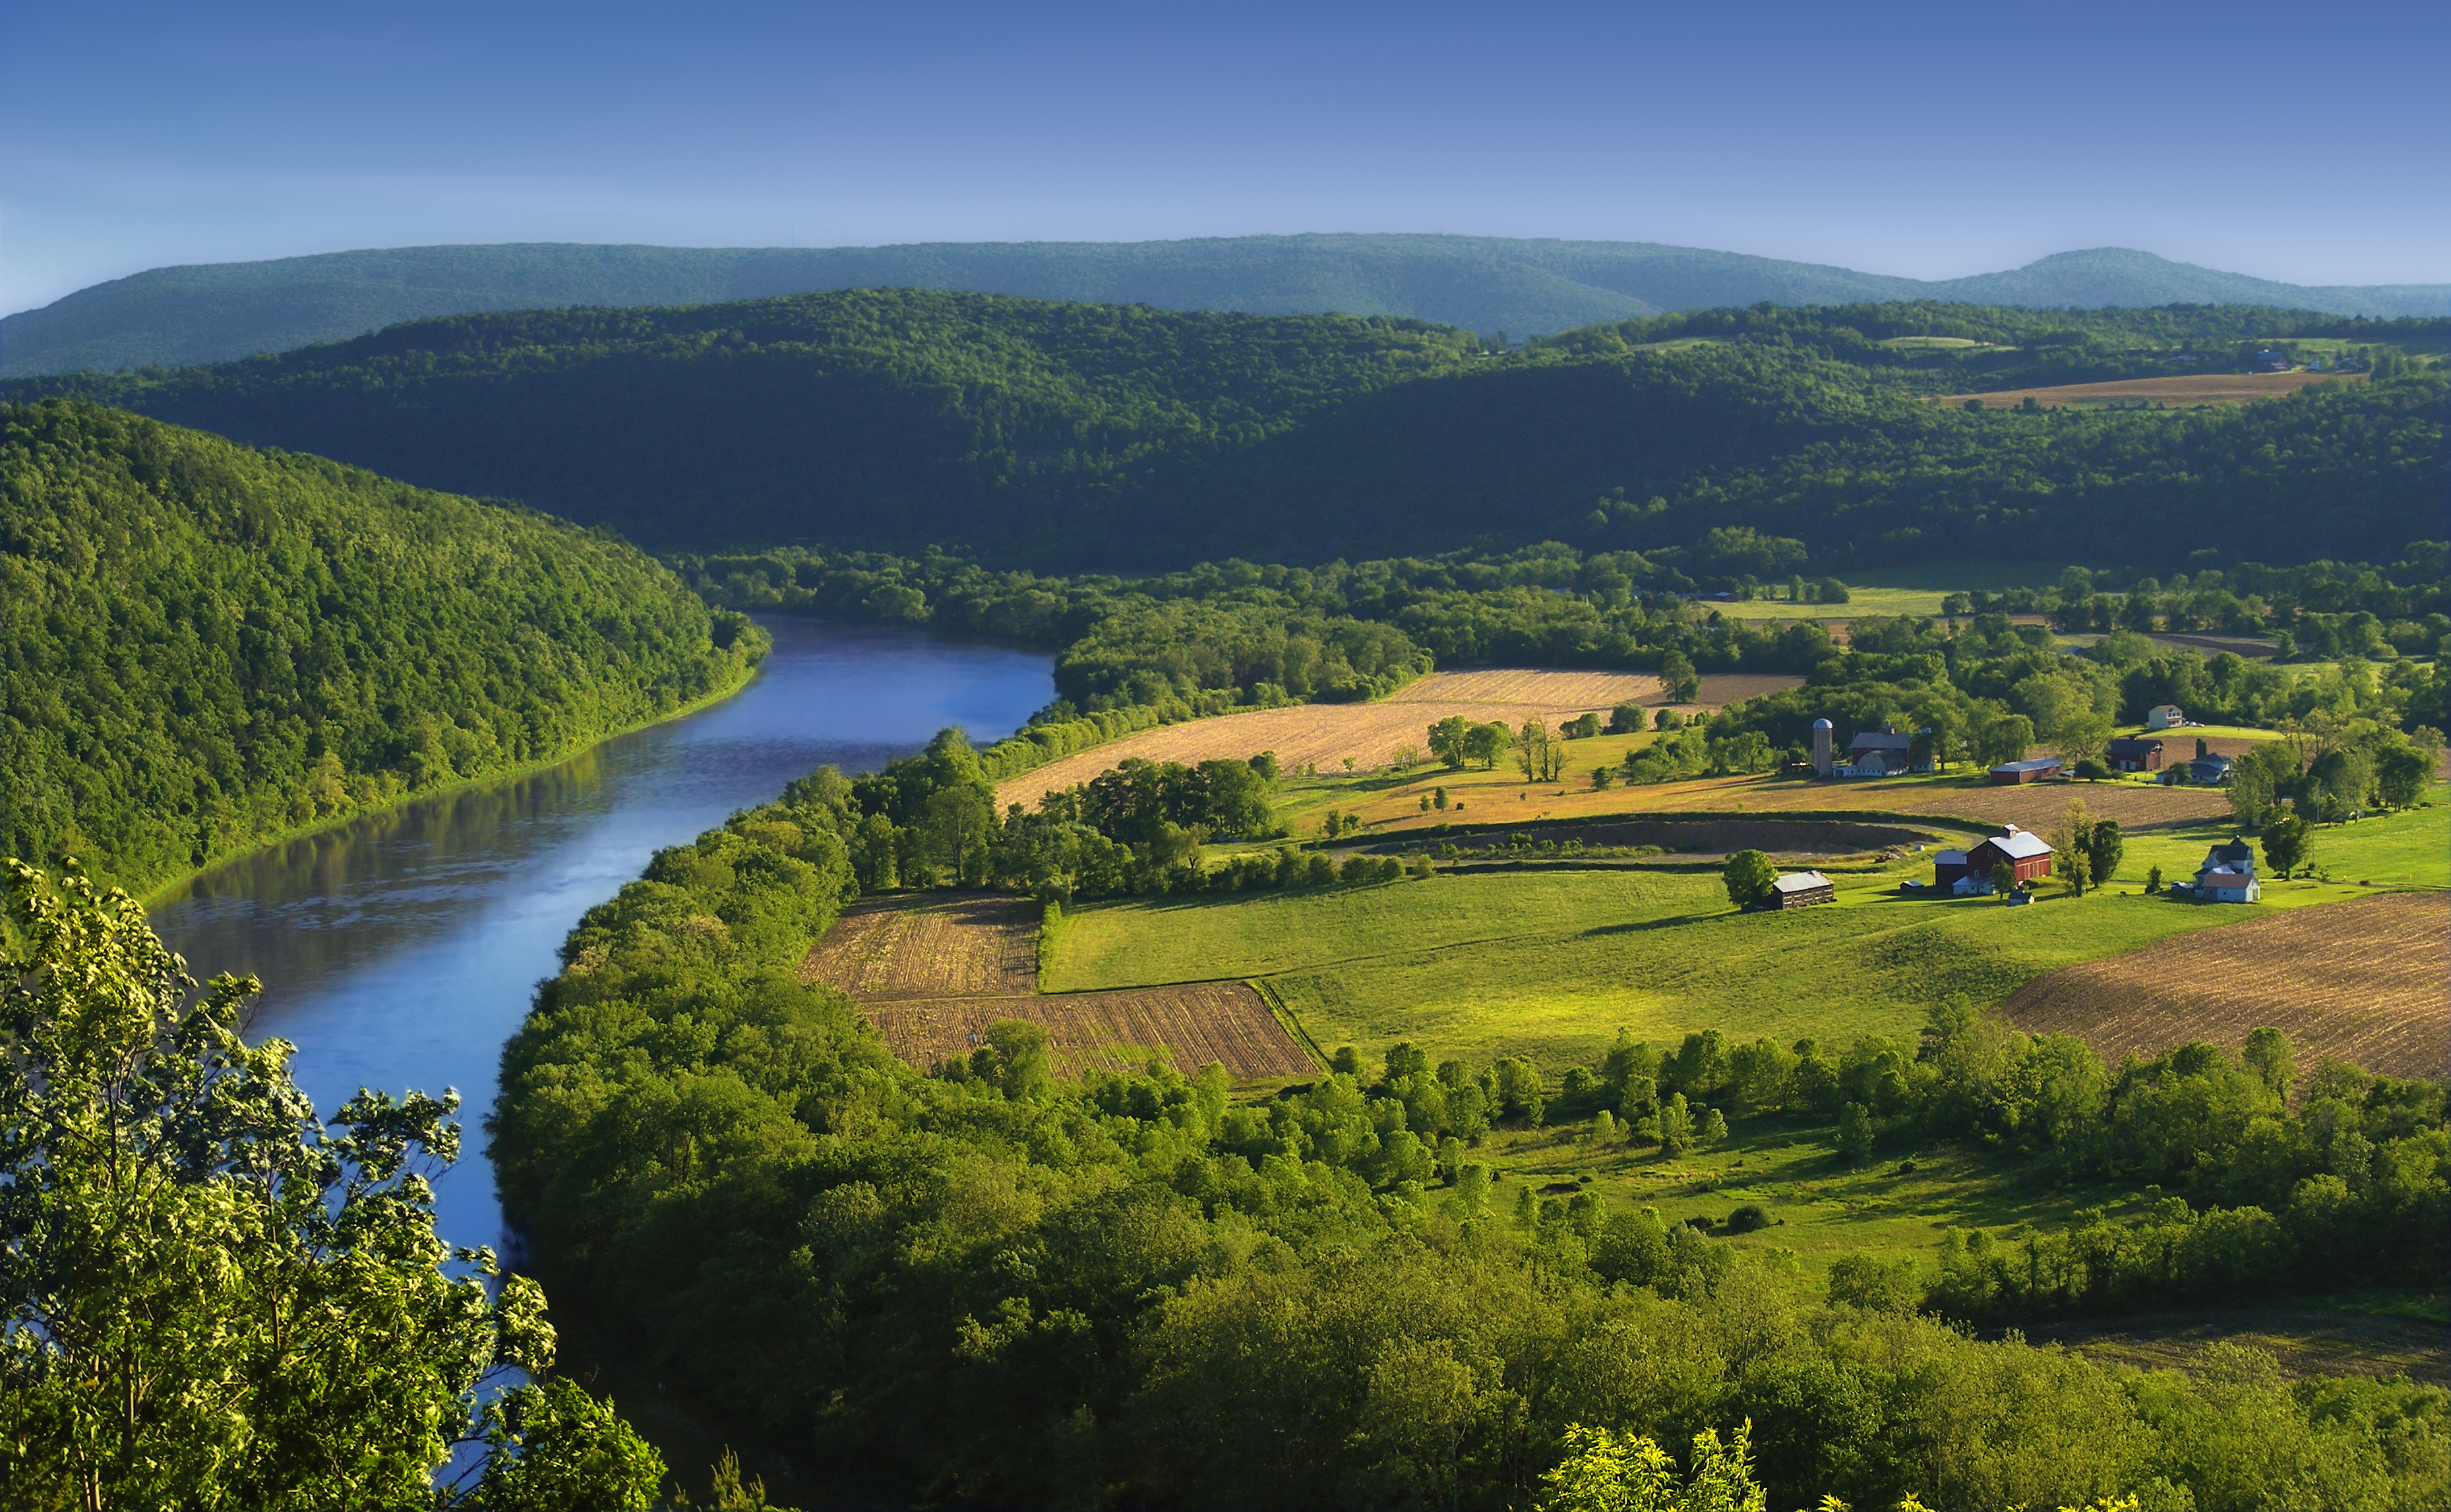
[150,619,1052,1254]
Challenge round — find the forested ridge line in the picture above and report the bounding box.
[13,290,2441,571]
[0,398,765,895]
[489,735,2451,1511]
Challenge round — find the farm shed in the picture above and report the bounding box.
[1935,826,2054,890]
[2107,737,2165,773]
[1768,870,1835,908]
[1987,756,2066,784]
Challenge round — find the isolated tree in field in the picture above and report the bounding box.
[2086,819,2123,890]
[0,861,662,1509]
[1591,765,1616,790]
[1517,718,1552,782]
[1836,1101,1876,1164]
[2050,800,2094,897]
[1658,650,1701,704]
[1465,721,1511,770]
[2262,811,2311,878]
[1429,715,1474,770]
[2375,744,2430,808]
[1606,702,1645,735]
[1721,849,1778,909]
[1434,787,1449,810]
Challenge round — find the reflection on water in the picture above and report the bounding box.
[151,619,1052,1254]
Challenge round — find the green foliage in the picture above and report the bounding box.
[2262,812,2313,877]
[1720,849,1778,909]
[497,783,2451,1510]
[26,293,2443,572]
[0,399,762,894]
[0,861,660,1507]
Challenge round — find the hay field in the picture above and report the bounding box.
[801,893,1311,1078]
[1997,892,2447,1079]
[992,668,1795,810]
[1941,372,2360,410]
[1349,766,2234,836]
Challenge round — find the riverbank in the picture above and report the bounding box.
[137,643,772,913]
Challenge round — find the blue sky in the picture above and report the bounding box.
[5,0,2445,315]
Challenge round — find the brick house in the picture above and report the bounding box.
[2107,737,2165,773]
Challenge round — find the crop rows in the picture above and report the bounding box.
[1998,891,2446,1079]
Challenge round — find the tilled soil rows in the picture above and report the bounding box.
[1998,891,2448,1079]
[864,983,1314,1080]
[802,892,1313,1079]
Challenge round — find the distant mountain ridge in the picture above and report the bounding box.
[6,235,2445,377]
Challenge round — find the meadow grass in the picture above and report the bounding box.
[1054,862,2267,1073]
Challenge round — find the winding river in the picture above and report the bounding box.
[150,619,1052,1254]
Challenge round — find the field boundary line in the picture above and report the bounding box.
[1250,978,1327,1070]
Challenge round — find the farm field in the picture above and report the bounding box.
[993,668,1807,810]
[1307,761,2241,839]
[2111,796,2450,895]
[802,893,1312,1078]
[1998,891,2447,1079]
[1050,866,2266,1073]
[1732,560,2063,620]
[1940,371,2362,409]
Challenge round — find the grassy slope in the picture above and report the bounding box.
[1054,786,2448,1072]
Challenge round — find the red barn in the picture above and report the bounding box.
[1933,825,2055,890]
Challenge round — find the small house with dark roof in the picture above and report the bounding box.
[2107,737,2165,773]
[1933,825,2055,892]
[2172,835,2260,903]
[2172,752,2233,786]
[1987,756,2065,784]
[1768,870,1835,908]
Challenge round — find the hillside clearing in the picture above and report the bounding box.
[801,893,1311,1078]
[1997,891,2447,1079]
[1941,371,2362,409]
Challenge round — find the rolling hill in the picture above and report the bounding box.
[7,235,2446,377]
[0,397,763,893]
[14,291,2438,575]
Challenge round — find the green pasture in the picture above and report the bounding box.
[1054,862,2267,1074]
[1739,560,2069,620]
[2105,793,2448,896]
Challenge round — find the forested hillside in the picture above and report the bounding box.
[17,291,2441,573]
[9,235,2449,376]
[0,399,763,893]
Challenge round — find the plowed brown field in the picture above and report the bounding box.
[994,669,1803,810]
[802,893,1313,1079]
[1998,892,2447,1079]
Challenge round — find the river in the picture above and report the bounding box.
[150,618,1052,1254]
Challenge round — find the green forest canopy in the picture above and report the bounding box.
[0,398,764,894]
[14,291,2443,572]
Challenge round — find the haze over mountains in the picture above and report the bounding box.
[7,235,2446,377]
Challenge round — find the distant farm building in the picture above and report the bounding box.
[1769,870,1836,908]
[2251,349,2290,373]
[1988,756,2066,784]
[1817,723,1931,778]
[2171,835,2260,903]
[2145,704,2188,731]
[1934,826,2055,893]
[2107,737,2165,773]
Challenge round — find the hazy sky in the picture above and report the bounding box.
[5,0,2445,315]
